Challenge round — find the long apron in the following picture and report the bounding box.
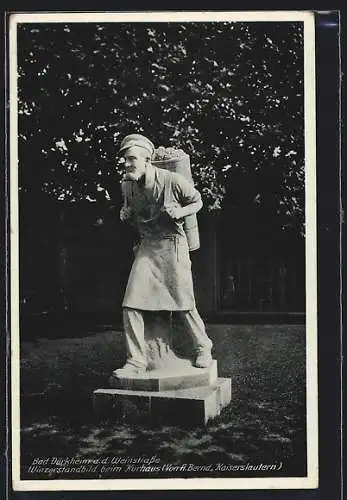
[122,171,196,311]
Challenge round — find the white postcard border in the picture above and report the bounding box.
[10,10,318,491]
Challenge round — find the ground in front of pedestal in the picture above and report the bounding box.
[19,325,307,480]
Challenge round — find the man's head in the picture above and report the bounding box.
[119,134,155,181]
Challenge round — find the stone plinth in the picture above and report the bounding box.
[109,359,218,392]
[93,378,232,426]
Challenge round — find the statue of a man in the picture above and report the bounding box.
[114,133,213,376]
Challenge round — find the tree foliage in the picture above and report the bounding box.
[17,21,304,232]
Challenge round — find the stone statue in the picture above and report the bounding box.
[113,134,213,377]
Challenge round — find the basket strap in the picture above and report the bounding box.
[163,172,174,207]
[121,180,133,208]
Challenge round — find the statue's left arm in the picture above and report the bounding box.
[165,174,203,220]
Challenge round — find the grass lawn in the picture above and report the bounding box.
[19,324,306,480]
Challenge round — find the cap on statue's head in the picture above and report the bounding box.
[119,134,155,157]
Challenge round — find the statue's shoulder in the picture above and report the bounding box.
[153,165,188,192]
[158,167,184,183]
[154,165,176,183]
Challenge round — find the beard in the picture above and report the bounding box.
[123,166,146,181]
[124,171,141,181]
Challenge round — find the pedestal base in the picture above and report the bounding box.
[109,359,218,392]
[93,377,232,426]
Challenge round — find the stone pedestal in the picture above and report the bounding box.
[93,313,232,426]
[94,378,231,427]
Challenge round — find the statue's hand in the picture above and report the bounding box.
[120,206,132,222]
[163,203,184,221]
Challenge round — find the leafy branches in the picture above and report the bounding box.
[18,21,304,232]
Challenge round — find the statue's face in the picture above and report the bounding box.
[123,146,149,181]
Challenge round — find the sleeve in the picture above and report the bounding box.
[171,172,201,206]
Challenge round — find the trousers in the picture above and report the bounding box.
[123,307,213,368]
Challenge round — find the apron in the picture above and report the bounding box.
[122,169,195,311]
